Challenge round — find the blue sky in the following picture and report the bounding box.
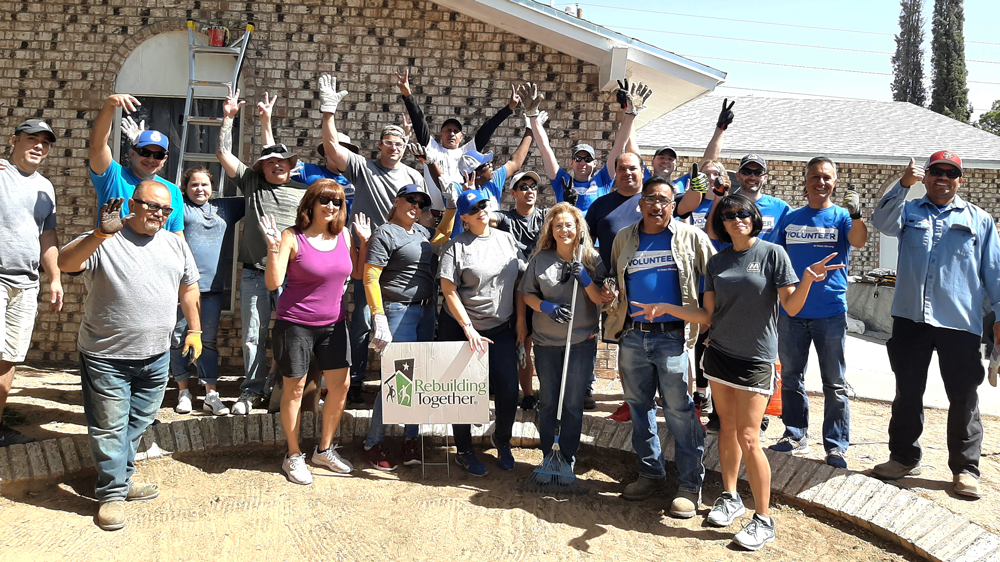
[559,1,998,120]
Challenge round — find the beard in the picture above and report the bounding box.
[141,217,163,235]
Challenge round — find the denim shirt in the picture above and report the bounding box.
[182,197,245,293]
[871,180,1000,336]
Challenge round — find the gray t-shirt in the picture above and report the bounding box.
[75,225,200,360]
[518,249,605,347]
[0,160,57,288]
[438,228,526,331]
[235,162,309,270]
[366,222,435,302]
[342,151,425,232]
[496,206,549,256]
[705,239,798,363]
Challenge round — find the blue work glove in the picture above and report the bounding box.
[569,261,592,287]
[540,300,573,324]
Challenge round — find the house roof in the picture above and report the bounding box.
[637,95,1000,169]
[433,0,727,121]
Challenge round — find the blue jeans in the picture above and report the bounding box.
[240,267,280,395]
[777,313,850,453]
[365,301,436,448]
[170,292,223,385]
[620,328,705,492]
[349,278,372,391]
[534,338,597,463]
[80,352,169,502]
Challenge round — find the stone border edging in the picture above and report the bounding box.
[1,410,996,562]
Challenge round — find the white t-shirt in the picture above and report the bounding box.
[422,138,480,210]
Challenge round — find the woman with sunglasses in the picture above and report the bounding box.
[518,202,608,471]
[360,183,456,471]
[260,179,371,485]
[438,189,527,476]
[630,194,842,550]
[170,167,245,416]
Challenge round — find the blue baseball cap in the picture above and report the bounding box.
[136,130,169,151]
[457,189,490,216]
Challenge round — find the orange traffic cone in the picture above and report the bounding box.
[765,359,783,417]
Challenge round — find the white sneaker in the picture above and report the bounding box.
[312,445,354,474]
[202,391,230,416]
[175,389,193,414]
[282,453,313,485]
[232,392,256,415]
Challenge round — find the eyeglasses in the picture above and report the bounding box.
[572,156,594,163]
[134,147,166,160]
[403,195,428,209]
[132,197,173,215]
[739,167,765,177]
[513,183,538,192]
[318,196,343,208]
[721,210,753,221]
[640,196,674,207]
[380,140,406,149]
[465,200,489,215]
[927,166,962,179]
[260,144,289,157]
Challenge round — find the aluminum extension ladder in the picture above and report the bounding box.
[173,20,254,187]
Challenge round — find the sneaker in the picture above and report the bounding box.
[825,449,848,469]
[175,389,193,414]
[282,452,313,485]
[693,390,710,411]
[872,459,922,481]
[401,438,422,466]
[0,424,36,447]
[733,513,776,551]
[769,436,810,456]
[346,387,366,408]
[231,392,257,415]
[669,489,701,519]
[455,450,488,477]
[706,491,746,527]
[126,482,159,502]
[97,500,126,531]
[362,442,398,472]
[760,415,770,437]
[584,390,597,410]
[622,475,666,501]
[519,394,537,411]
[491,433,515,471]
[608,402,631,422]
[954,473,982,498]
[202,390,230,416]
[705,413,720,435]
[313,444,354,474]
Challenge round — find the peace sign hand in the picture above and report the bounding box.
[802,252,846,283]
[257,92,278,121]
[395,68,411,97]
[717,98,736,130]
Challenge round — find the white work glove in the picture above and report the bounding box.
[524,110,548,131]
[624,81,652,116]
[370,314,392,355]
[121,116,145,145]
[521,83,544,118]
[318,74,349,114]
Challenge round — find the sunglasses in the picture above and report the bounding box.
[739,167,765,177]
[465,200,489,215]
[403,195,428,209]
[318,195,343,208]
[721,210,753,221]
[513,183,538,192]
[134,147,166,160]
[640,196,674,207]
[572,156,594,163]
[260,144,289,157]
[927,166,962,179]
[132,197,173,215]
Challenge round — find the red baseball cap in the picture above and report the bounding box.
[926,150,963,172]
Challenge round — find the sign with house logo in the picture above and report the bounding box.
[380,342,489,424]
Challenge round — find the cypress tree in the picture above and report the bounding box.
[891,0,927,105]
[930,0,971,123]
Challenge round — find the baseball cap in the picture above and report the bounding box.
[457,188,490,216]
[317,133,360,157]
[653,146,677,159]
[739,154,768,172]
[395,184,431,207]
[381,125,407,140]
[926,150,963,172]
[14,119,56,142]
[457,149,495,176]
[136,130,169,151]
[252,143,298,174]
[572,144,596,158]
[441,118,463,131]
[509,171,540,190]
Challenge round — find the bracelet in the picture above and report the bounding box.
[187,330,203,334]
[93,230,113,240]
[269,249,279,254]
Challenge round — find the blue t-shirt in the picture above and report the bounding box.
[452,166,508,238]
[182,196,246,293]
[642,167,689,194]
[625,230,682,322]
[586,190,642,271]
[554,166,613,212]
[777,205,853,318]
[293,162,355,215]
[754,194,791,244]
[90,160,184,232]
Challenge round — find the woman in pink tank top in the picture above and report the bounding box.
[260,179,371,485]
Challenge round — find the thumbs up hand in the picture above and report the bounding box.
[901,157,924,188]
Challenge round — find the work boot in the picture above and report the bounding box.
[669,489,701,518]
[954,473,982,499]
[97,500,126,531]
[622,475,665,501]
[872,459,922,480]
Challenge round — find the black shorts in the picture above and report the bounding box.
[272,319,352,378]
[702,345,774,395]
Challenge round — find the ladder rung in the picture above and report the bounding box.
[182,153,219,163]
[191,46,243,55]
[185,116,224,126]
[190,80,231,87]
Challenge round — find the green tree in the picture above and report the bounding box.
[929,0,971,123]
[891,0,927,105]
[974,100,1000,136]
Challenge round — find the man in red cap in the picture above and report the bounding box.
[871,150,1000,499]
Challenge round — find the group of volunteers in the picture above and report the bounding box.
[1,67,996,553]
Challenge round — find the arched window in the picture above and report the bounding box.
[876,174,925,269]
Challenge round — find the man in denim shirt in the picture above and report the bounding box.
[871,151,1000,499]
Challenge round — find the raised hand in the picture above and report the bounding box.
[318,74,349,114]
[508,83,521,110]
[106,94,141,114]
[401,113,413,140]
[712,173,731,197]
[223,85,245,119]
[257,91,278,121]
[408,142,428,162]
[901,157,924,188]
[624,81,652,116]
[395,68,411,97]
[120,116,145,144]
[462,170,476,191]
[258,213,281,251]
[522,82,544,117]
[98,198,133,236]
[716,98,736,130]
[803,252,846,283]
[689,163,709,194]
[616,78,630,110]
[843,186,862,219]
[353,212,372,244]
[561,176,578,206]
[524,110,548,131]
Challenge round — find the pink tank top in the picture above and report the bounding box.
[276,228,352,326]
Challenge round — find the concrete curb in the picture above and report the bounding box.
[0,411,993,561]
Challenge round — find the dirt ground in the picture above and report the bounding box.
[0,363,987,560]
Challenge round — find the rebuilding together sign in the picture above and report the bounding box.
[380,342,490,425]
